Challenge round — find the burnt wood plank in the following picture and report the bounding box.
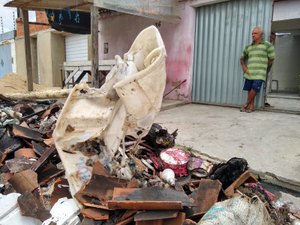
[80,218,97,225]
[80,207,109,221]
[134,211,178,221]
[79,174,128,204]
[0,131,23,156]
[224,170,257,197]
[107,200,182,210]
[115,215,134,225]
[14,148,37,159]
[117,210,138,223]
[187,179,222,218]
[92,161,110,176]
[31,145,56,171]
[112,186,191,207]
[113,187,139,199]
[50,178,72,207]
[8,169,38,194]
[18,191,51,222]
[135,212,185,225]
[75,191,110,210]
[5,158,35,173]
[12,124,43,142]
[37,163,64,186]
[32,141,46,156]
[0,128,5,138]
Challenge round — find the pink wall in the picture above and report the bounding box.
[98,3,196,101]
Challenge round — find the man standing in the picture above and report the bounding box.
[240,27,275,112]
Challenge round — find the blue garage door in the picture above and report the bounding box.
[0,43,13,78]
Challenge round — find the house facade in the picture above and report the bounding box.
[97,0,273,108]
[15,11,90,87]
[13,0,300,107]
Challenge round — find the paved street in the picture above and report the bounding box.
[156,103,300,191]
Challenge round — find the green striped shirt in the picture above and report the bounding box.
[240,41,275,81]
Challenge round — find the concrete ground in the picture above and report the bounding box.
[157,102,300,191]
[266,93,300,113]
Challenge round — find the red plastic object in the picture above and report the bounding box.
[160,148,190,177]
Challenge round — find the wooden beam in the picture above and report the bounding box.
[28,22,50,26]
[5,0,91,12]
[91,5,100,88]
[22,9,33,91]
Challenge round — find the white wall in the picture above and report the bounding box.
[273,0,300,21]
[98,1,196,101]
[10,40,16,73]
[272,34,300,93]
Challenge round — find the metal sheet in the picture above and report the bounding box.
[65,34,89,62]
[192,0,273,107]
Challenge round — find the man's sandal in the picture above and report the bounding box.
[240,107,246,112]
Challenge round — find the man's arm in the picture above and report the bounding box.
[267,43,275,68]
[268,59,274,67]
[266,59,274,74]
[240,58,248,73]
[240,46,248,73]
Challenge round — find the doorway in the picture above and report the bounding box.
[266,0,300,113]
[266,33,300,113]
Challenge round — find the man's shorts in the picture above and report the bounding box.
[243,79,264,93]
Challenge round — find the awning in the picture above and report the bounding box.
[90,0,181,23]
[5,0,181,23]
[45,9,91,34]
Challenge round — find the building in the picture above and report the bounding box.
[10,0,300,109]
[15,10,91,87]
[0,30,16,78]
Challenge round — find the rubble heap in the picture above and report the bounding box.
[0,25,299,225]
[0,97,299,225]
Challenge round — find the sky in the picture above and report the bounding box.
[0,0,36,33]
[0,0,17,32]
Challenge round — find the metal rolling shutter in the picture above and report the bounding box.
[192,0,273,107]
[65,34,88,62]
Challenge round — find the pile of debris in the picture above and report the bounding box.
[0,97,299,225]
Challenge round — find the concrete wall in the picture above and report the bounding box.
[272,34,300,93]
[15,38,26,79]
[273,0,300,22]
[98,1,197,101]
[31,37,38,83]
[98,15,154,59]
[51,33,65,86]
[37,31,52,86]
[15,36,38,81]
[37,31,65,87]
